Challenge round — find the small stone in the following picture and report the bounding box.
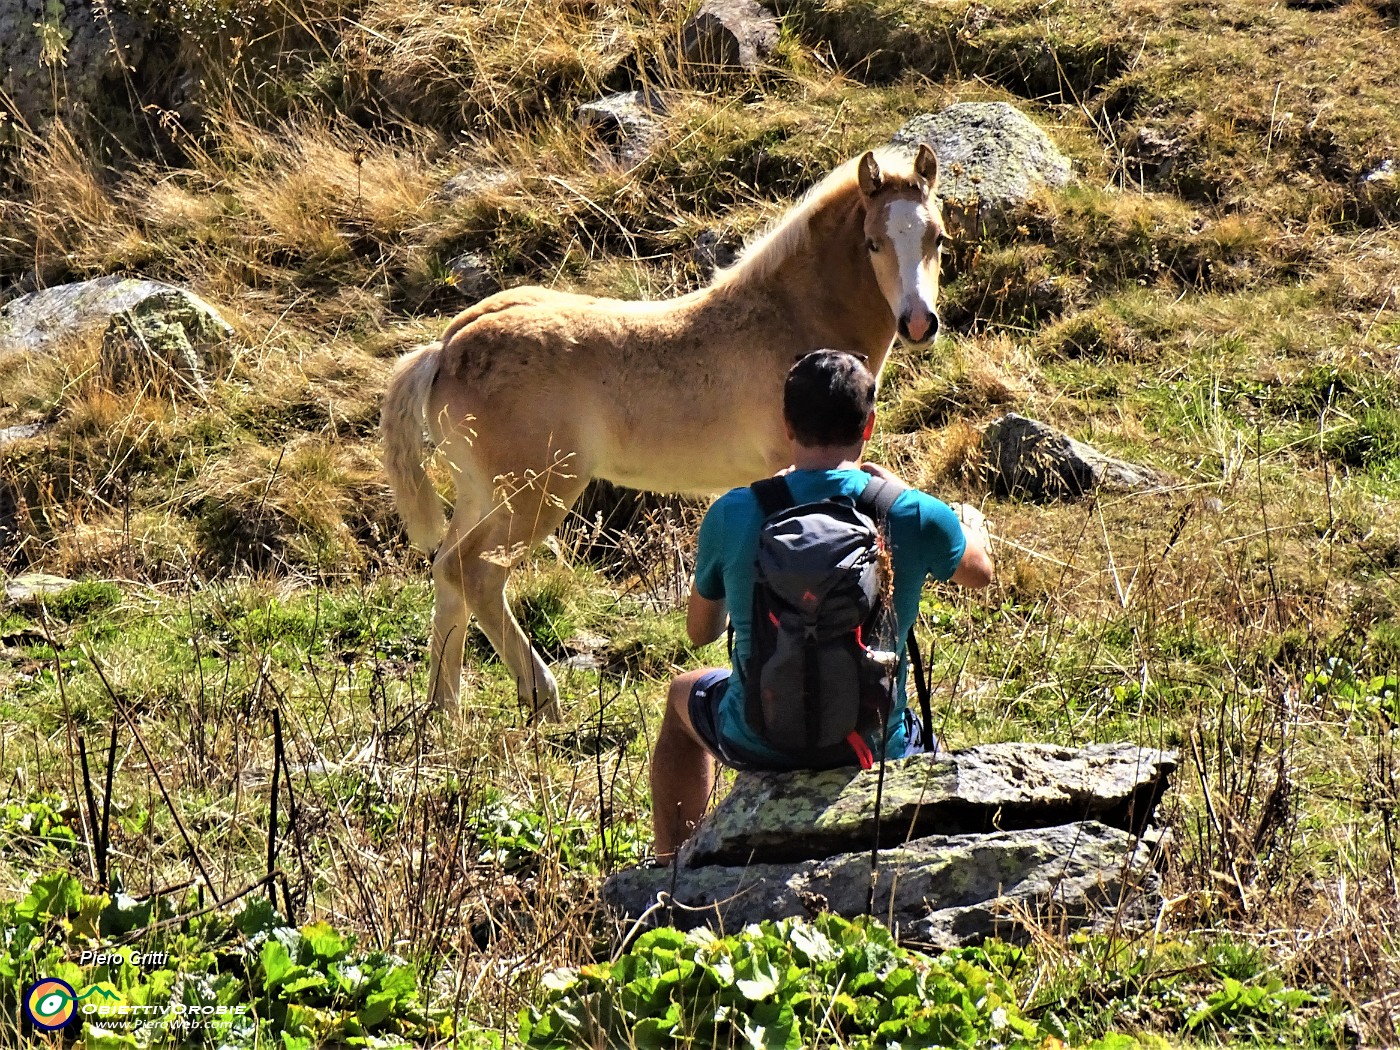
[437,167,515,203]
[445,253,501,304]
[576,91,667,168]
[0,424,43,447]
[694,228,741,278]
[1362,159,1397,184]
[4,573,78,604]
[1127,125,1190,183]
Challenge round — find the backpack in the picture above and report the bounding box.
[742,475,905,769]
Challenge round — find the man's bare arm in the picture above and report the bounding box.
[950,503,994,588]
[687,589,728,645]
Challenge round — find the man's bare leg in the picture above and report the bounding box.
[650,668,721,861]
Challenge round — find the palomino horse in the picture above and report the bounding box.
[382,144,945,719]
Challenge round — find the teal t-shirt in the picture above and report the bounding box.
[693,469,966,766]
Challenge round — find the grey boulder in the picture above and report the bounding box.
[982,413,1174,500]
[605,821,1162,950]
[892,102,1072,237]
[603,743,1174,947]
[679,0,780,73]
[681,742,1176,866]
[0,277,233,394]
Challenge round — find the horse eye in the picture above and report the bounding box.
[866,239,880,253]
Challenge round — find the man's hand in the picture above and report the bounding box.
[860,461,900,483]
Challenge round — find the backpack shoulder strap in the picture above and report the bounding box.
[751,475,795,519]
[856,475,906,523]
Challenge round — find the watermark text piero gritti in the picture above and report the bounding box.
[79,948,170,968]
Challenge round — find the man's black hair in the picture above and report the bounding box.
[784,350,876,447]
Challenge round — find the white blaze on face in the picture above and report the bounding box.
[884,198,938,342]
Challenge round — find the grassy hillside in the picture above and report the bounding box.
[1,0,1399,1044]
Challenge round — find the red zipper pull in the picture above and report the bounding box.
[847,731,874,770]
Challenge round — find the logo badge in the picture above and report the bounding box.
[24,978,78,1031]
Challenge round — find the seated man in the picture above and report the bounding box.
[651,349,994,859]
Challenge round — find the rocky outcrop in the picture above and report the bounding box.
[678,0,780,74]
[0,0,158,132]
[891,102,1072,238]
[982,413,1174,500]
[0,277,233,395]
[604,743,1175,947]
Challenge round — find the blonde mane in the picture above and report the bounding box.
[712,147,916,289]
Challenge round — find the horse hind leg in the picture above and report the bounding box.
[427,513,476,714]
[445,475,587,721]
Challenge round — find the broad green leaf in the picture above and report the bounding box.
[17,872,84,922]
[83,1028,138,1049]
[358,990,395,1027]
[632,1016,677,1048]
[261,940,295,988]
[735,954,781,1001]
[281,972,332,997]
[378,963,417,1001]
[301,921,347,962]
[234,897,284,936]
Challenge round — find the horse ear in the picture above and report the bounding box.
[914,143,939,193]
[857,152,883,197]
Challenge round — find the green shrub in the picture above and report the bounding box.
[47,580,122,622]
[521,915,1036,1049]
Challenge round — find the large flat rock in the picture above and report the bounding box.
[681,743,1176,866]
[605,820,1160,949]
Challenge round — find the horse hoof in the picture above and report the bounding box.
[527,698,564,723]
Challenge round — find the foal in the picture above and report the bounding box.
[382,145,946,719]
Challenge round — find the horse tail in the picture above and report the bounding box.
[381,342,446,552]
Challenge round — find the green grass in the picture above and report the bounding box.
[4,0,1400,1041]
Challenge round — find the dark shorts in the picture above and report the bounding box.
[686,669,932,772]
[686,669,770,772]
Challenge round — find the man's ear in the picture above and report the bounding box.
[862,410,876,442]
